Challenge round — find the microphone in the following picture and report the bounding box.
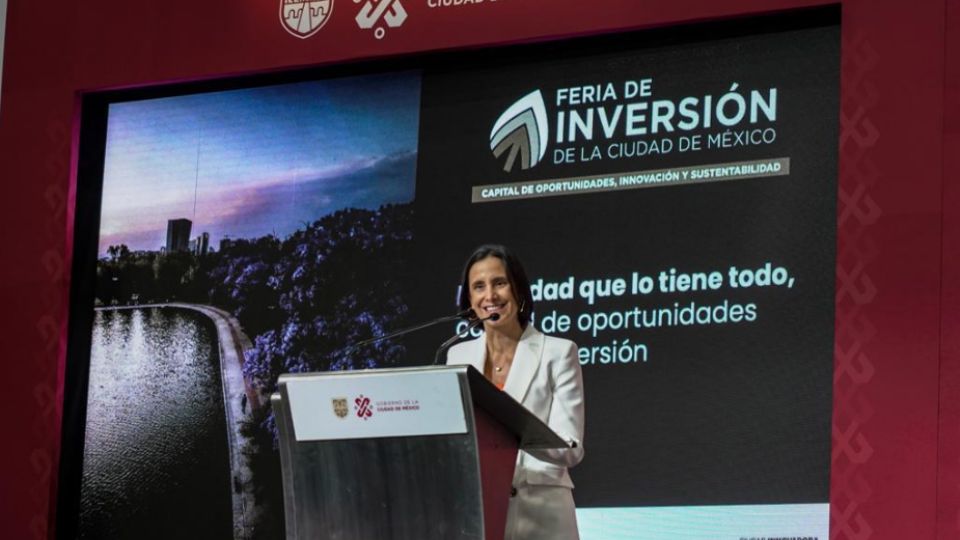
[341,308,474,356]
[433,312,499,365]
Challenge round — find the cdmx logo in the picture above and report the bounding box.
[355,0,407,40]
[280,0,333,39]
[354,394,374,420]
[489,90,549,172]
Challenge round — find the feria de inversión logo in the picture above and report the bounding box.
[476,81,784,204]
[490,80,780,172]
[280,0,333,38]
[490,90,549,172]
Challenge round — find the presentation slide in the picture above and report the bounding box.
[74,15,837,540]
[409,21,838,539]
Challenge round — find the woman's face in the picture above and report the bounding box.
[467,256,520,329]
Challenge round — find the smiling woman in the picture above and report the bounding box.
[446,244,586,540]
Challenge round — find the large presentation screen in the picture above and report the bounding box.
[69,12,838,540]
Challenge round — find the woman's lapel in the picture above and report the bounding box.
[463,334,487,373]
[503,325,544,403]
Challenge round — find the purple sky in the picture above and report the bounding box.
[98,72,420,255]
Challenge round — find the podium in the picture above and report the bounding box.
[271,365,567,540]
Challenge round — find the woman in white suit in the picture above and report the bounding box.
[446,245,585,540]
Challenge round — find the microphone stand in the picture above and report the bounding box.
[340,309,472,357]
[433,313,499,365]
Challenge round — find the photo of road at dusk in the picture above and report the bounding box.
[81,72,422,540]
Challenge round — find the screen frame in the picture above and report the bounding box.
[56,6,841,538]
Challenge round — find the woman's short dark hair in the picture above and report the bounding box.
[458,244,535,326]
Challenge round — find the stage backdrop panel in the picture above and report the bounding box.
[0,0,952,539]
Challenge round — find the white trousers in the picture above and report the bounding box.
[504,485,580,540]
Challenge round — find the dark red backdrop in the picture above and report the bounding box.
[0,0,955,538]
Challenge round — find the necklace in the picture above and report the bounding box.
[487,346,515,376]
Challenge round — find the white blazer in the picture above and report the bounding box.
[446,325,585,488]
